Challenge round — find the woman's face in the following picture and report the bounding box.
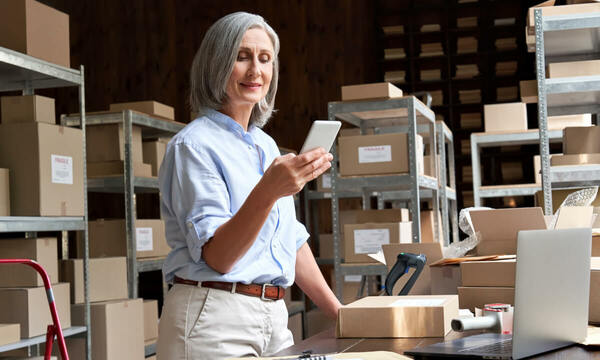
[225,28,274,110]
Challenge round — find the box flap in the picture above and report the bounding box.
[555,206,594,229]
[470,207,546,243]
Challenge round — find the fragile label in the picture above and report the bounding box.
[51,155,73,184]
[136,227,153,252]
[358,145,392,163]
[321,173,332,188]
[353,228,390,254]
[344,275,362,283]
[391,298,446,307]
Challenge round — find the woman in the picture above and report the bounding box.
[156,12,342,359]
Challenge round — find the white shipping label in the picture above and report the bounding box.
[136,227,154,252]
[51,155,73,185]
[358,145,392,163]
[391,298,446,307]
[354,229,390,254]
[344,275,362,283]
[322,173,332,188]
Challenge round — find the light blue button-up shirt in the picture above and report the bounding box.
[159,109,309,287]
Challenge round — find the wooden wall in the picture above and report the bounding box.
[42,0,379,150]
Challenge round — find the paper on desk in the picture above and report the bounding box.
[581,326,600,346]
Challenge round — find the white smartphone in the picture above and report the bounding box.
[300,120,342,154]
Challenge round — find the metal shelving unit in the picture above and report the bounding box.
[0,46,90,358]
[534,9,600,215]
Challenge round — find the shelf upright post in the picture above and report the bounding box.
[123,110,138,298]
[437,124,450,246]
[471,133,482,207]
[328,102,343,302]
[407,98,422,243]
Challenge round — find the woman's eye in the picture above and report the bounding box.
[237,52,249,61]
[259,55,271,63]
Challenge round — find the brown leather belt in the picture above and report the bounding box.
[173,276,285,301]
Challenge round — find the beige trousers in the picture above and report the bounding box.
[156,283,294,359]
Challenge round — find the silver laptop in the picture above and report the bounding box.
[405,228,591,359]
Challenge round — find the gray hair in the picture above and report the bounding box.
[190,12,280,128]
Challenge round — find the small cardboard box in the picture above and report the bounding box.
[142,139,168,176]
[483,102,527,133]
[316,171,332,192]
[421,210,443,243]
[336,295,459,338]
[318,233,333,259]
[458,286,515,311]
[339,208,410,237]
[72,299,144,360]
[548,114,592,130]
[470,208,547,255]
[87,161,153,178]
[0,238,57,287]
[338,133,423,176]
[0,283,70,338]
[461,260,516,287]
[519,80,537,103]
[0,123,84,216]
[0,168,9,216]
[430,264,461,295]
[527,2,599,34]
[564,126,600,155]
[0,95,55,125]
[143,300,158,342]
[344,222,412,263]
[423,155,440,178]
[86,219,169,258]
[0,324,20,347]
[109,101,175,121]
[86,124,144,164]
[341,82,403,101]
[60,257,128,304]
[0,0,70,68]
[382,243,444,295]
[551,154,600,166]
[288,312,303,344]
[548,59,600,78]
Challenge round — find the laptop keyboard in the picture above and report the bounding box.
[460,339,513,354]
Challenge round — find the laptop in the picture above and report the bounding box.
[405,228,591,359]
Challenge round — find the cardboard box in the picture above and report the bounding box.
[0,283,70,338]
[470,208,547,255]
[458,287,515,311]
[0,324,20,347]
[337,295,459,338]
[430,264,461,295]
[0,168,9,216]
[527,2,600,34]
[341,82,403,101]
[87,161,153,178]
[87,219,169,258]
[142,140,167,176]
[548,59,600,78]
[0,238,57,287]
[552,154,600,166]
[461,260,516,287]
[344,222,412,263]
[318,233,333,259]
[0,123,84,216]
[86,124,143,164]
[339,208,410,236]
[316,172,331,192]
[60,257,127,304]
[109,101,175,121]
[382,243,444,295]
[143,299,158,342]
[306,309,335,337]
[338,128,374,137]
[423,155,439,178]
[0,0,70,68]
[338,133,423,176]
[421,210,443,243]
[72,299,144,360]
[535,189,600,214]
[288,312,303,344]
[484,103,527,133]
[0,95,55,125]
[595,235,600,257]
[590,258,600,322]
[520,80,537,103]
[548,114,592,130]
[564,126,600,155]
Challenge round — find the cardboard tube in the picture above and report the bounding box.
[452,315,499,332]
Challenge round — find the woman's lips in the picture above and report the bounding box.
[241,82,262,89]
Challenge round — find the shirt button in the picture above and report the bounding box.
[187,222,193,229]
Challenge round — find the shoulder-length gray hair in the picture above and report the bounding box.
[190,12,280,128]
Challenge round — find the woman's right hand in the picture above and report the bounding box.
[259,147,333,202]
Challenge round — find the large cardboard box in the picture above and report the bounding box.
[72,299,144,360]
[338,133,423,176]
[0,0,70,68]
[0,95,54,125]
[142,140,167,177]
[552,154,600,166]
[548,59,600,78]
[382,243,444,295]
[0,324,20,347]
[564,126,600,155]
[0,238,57,287]
[143,299,158,343]
[344,222,412,263]
[0,123,84,216]
[109,101,175,121]
[86,124,144,164]
[337,295,459,338]
[87,161,152,178]
[430,264,461,295]
[341,83,403,101]
[548,114,592,130]
[470,208,547,255]
[339,208,410,237]
[519,80,537,103]
[60,257,127,304]
[0,168,9,216]
[421,210,443,243]
[527,3,600,33]
[87,219,169,258]
[288,312,303,344]
[458,286,515,311]
[483,103,527,133]
[0,283,70,338]
[461,260,516,287]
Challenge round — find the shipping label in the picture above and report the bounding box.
[51,155,73,184]
[136,227,153,251]
[322,173,332,188]
[344,275,362,283]
[358,145,392,163]
[353,228,390,254]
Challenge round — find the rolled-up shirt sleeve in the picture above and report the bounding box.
[294,219,310,251]
[168,143,231,263]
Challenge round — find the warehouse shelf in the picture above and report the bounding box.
[287,301,305,317]
[87,176,159,193]
[137,257,165,273]
[550,165,600,188]
[479,184,541,198]
[0,216,85,232]
[0,326,87,353]
[339,263,388,276]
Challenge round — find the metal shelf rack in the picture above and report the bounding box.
[533,9,600,215]
[0,46,90,358]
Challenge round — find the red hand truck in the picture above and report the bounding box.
[0,259,69,360]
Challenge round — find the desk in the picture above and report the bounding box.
[273,328,600,359]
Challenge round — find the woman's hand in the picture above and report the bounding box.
[259,147,333,202]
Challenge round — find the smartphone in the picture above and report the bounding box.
[299,120,342,154]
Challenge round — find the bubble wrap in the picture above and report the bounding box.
[546,187,598,229]
[443,207,491,258]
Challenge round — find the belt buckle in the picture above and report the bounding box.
[261,283,277,301]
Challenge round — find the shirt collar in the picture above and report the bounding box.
[204,108,258,144]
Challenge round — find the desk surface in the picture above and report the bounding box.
[273,328,600,359]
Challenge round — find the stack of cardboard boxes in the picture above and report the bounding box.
[454,64,479,79]
[458,89,481,104]
[457,37,478,54]
[552,126,600,166]
[495,61,517,76]
[420,42,444,57]
[420,68,442,82]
